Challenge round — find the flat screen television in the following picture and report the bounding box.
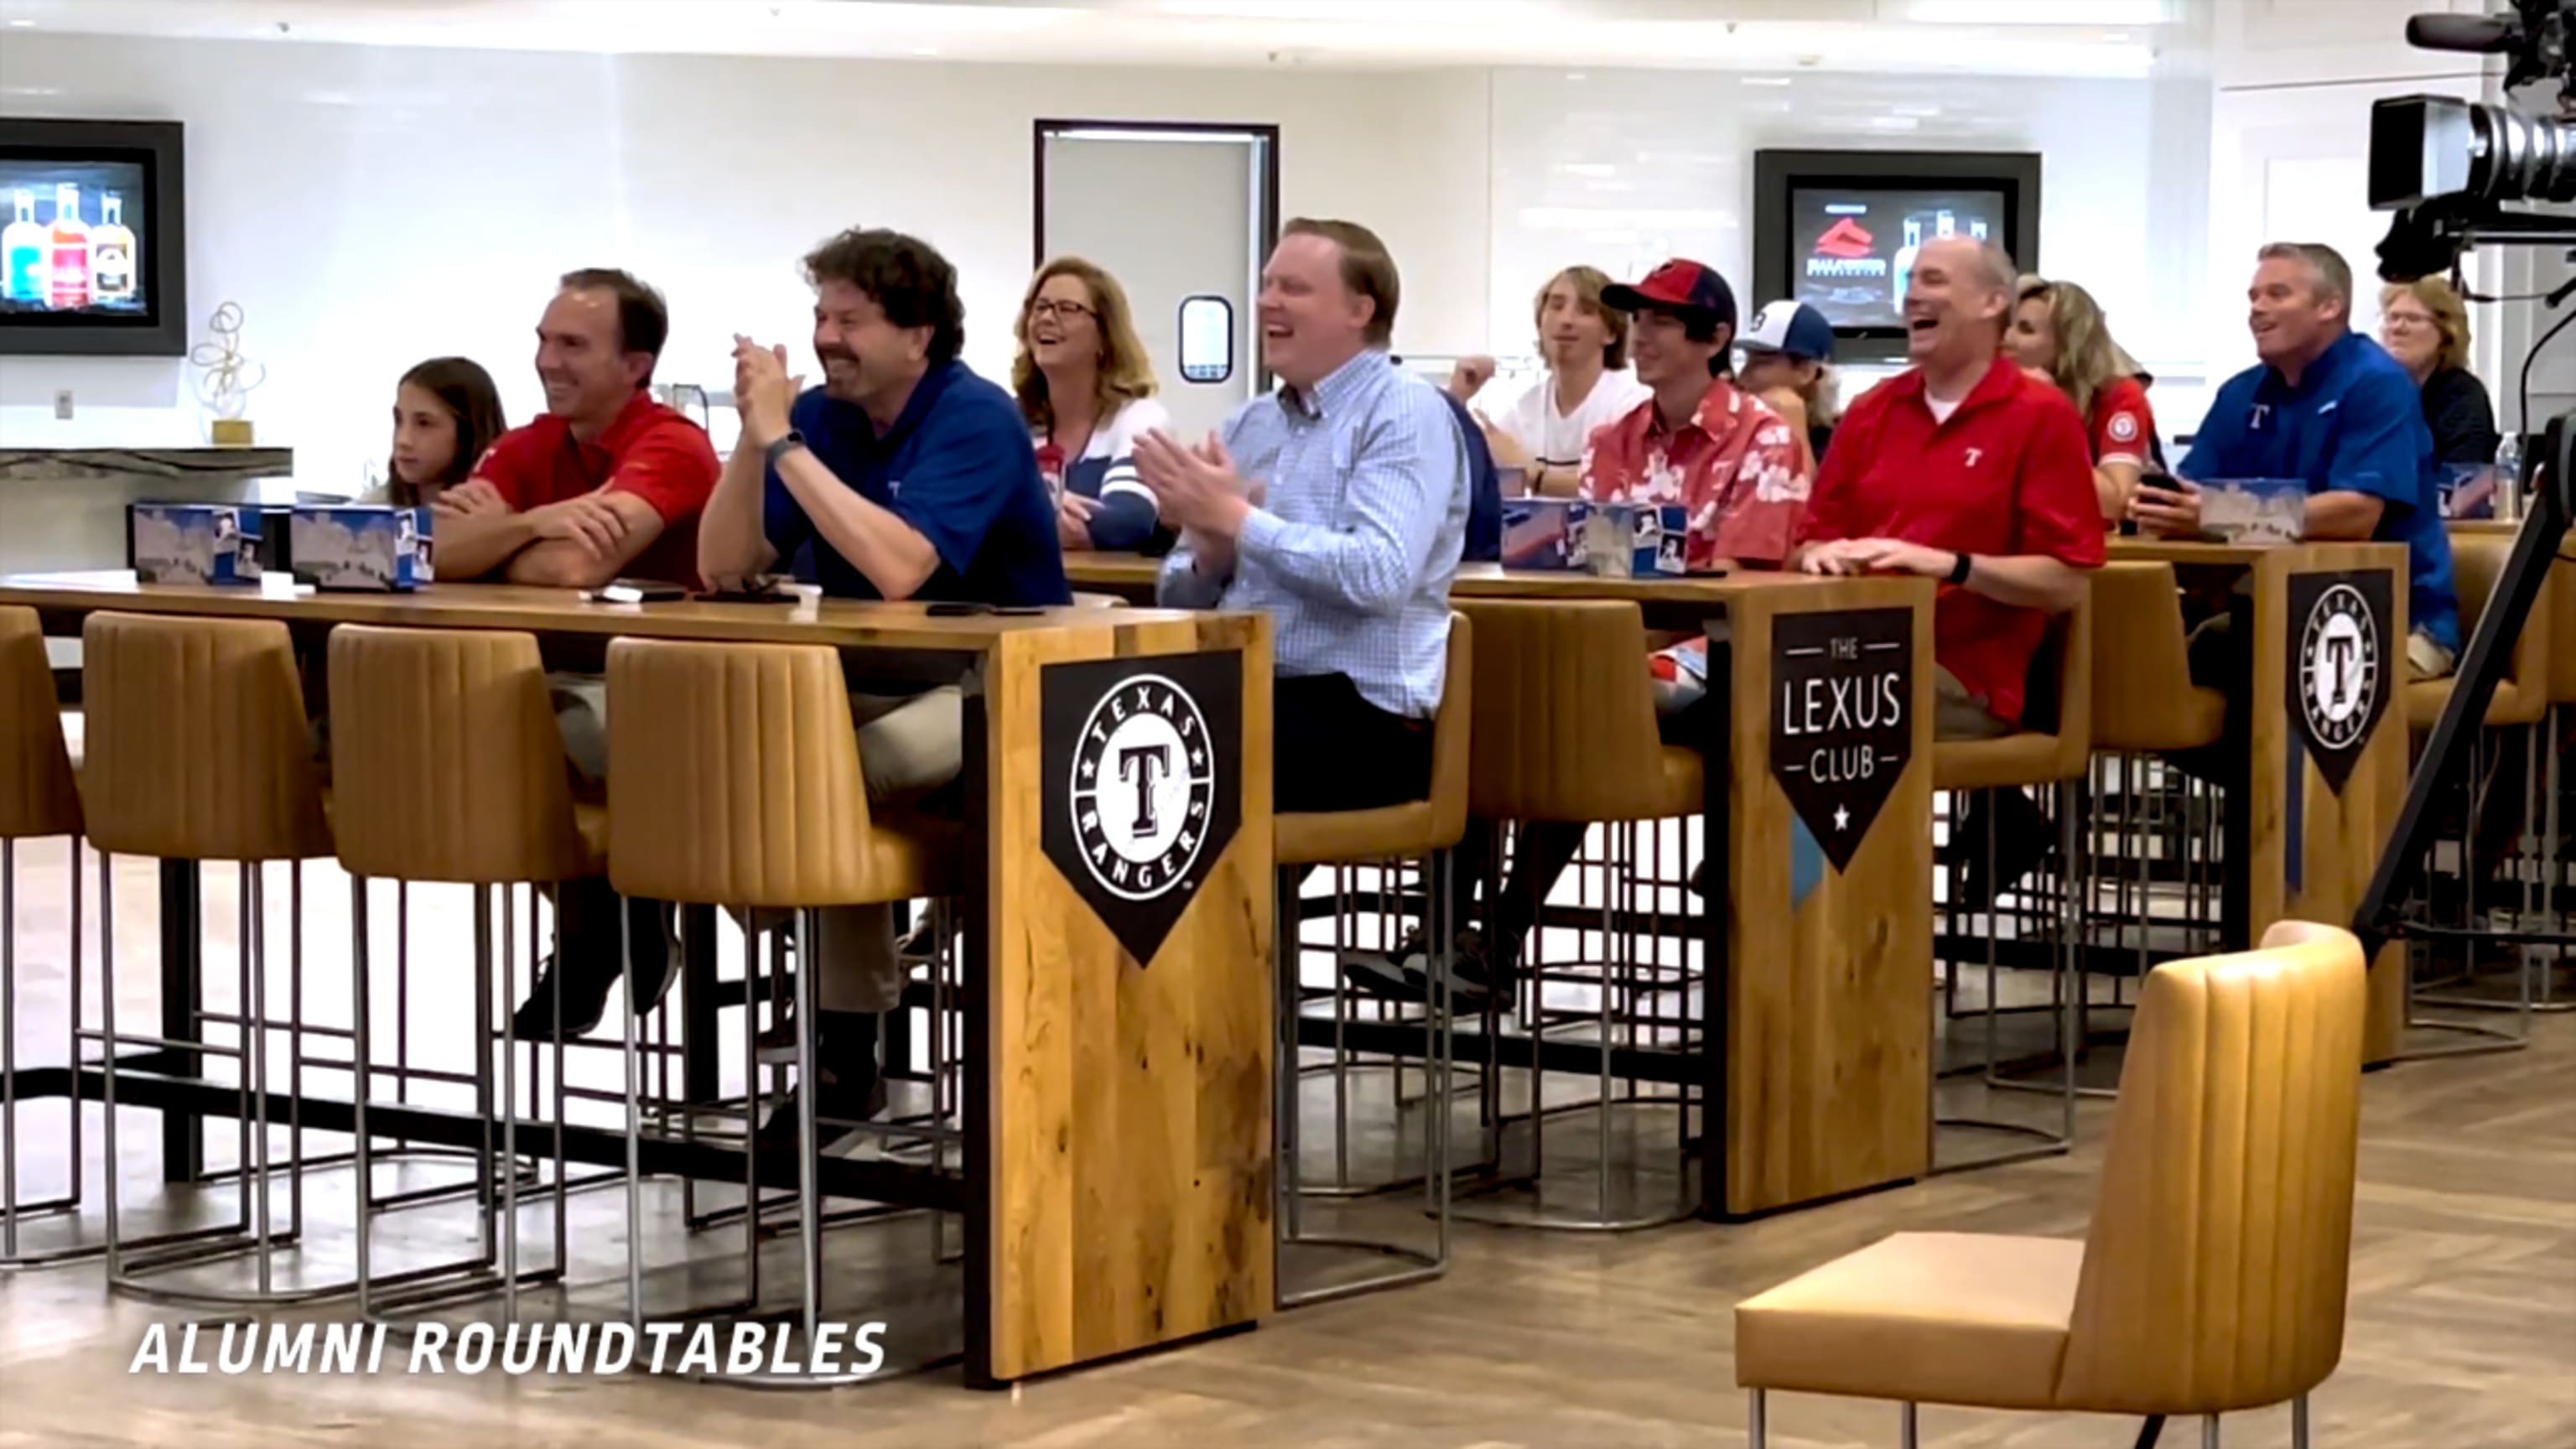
[1752,150,2040,363]
[0,119,187,356]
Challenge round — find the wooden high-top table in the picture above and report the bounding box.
[2106,539,2412,1062]
[3,570,1273,1387]
[1072,553,1940,1220]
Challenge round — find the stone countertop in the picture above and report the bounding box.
[0,445,294,482]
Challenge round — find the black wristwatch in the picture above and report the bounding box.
[763,430,808,471]
[1947,550,1974,585]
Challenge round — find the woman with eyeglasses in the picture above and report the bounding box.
[1011,257,1171,553]
[2008,277,2157,523]
[2379,274,2500,468]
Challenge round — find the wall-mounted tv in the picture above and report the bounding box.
[1752,149,2040,364]
[0,118,187,356]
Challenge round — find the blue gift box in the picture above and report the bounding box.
[289,505,434,591]
[129,503,263,585]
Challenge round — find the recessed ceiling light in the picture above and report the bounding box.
[1739,75,1791,86]
[6,18,34,27]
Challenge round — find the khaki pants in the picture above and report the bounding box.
[1933,666,2016,742]
[550,676,964,1015]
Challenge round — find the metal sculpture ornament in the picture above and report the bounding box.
[190,301,265,423]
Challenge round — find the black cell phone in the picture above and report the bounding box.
[926,601,991,616]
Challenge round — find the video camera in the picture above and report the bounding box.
[2371,0,2576,280]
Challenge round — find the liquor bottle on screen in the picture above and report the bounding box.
[48,183,91,309]
[1969,217,1989,241]
[1935,210,1955,237]
[1892,216,1924,305]
[1,190,43,304]
[91,192,136,304]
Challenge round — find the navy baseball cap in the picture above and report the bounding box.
[1739,299,1836,361]
[1601,259,1737,330]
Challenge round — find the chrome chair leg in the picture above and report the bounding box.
[2293,1394,2310,1449]
[1747,1387,1766,1449]
[1899,1401,1919,1449]
[2202,1413,2220,1448]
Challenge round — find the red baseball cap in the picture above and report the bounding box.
[1602,259,1738,330]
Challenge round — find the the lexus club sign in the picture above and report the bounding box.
[1771,607,1914,873]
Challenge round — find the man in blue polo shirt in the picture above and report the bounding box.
[2137,241,2461,678]
[701,226,1067,1150]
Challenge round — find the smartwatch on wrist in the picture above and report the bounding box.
[762,430,808,472]
[1947,550,1974,585]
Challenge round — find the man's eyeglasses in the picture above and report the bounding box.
[1030,299,1093,322]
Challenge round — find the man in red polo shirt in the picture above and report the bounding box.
[1795,234,2101,737]
[1795,233,2101,906]
[434,267,719,590]
[431,267,719,1041]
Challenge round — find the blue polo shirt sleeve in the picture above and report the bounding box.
[2324,367,2435,511]
[761,389,830,568]
[889,390,1041,578]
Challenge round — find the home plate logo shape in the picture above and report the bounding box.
[1814,217,1876,259]
[1041,653,1244,964]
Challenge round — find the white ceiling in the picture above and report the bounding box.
[0,0,2200,76]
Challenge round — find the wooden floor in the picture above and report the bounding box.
[3,839,2573,1446]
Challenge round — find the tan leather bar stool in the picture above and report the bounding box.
[79,610,333,1305]
[2401,533,2554,1056]
[1929,588,2091,1173]
[1,606,91,1265]
[1737,921,2366,1449]
[1275,612,1468,1306]
[605,636,958,1379]
[2037,561,2225,1104]
[1450,599,1701,1231]
[327,624,616,1321]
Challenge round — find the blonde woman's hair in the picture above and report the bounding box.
[1533,265,1629,371]
[2380,274,2472,373]
[1011,257,1159,430]
[2016,275,2131,421]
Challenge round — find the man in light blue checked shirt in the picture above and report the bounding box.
[1137,217,1470,813]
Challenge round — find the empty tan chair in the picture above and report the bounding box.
[80,610,332,1303]
[1,606,89,1266]
[1737,920,2367,1449]
[1452,599,1701,1230]
[603,636,958,1374]
[1275,612,1469,1306]
[326,624,608,1317]
[2088,562,2225,755]
[1931,589,2093,1169]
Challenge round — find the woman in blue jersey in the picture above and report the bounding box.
[1011,257,1171,552]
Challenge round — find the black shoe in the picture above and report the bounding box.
[509,895,680,1041]
[756,1057,888,1158]
[1958,789,2058,913]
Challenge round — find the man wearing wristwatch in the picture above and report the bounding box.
[1793,234,2102,740]
[1792,235,2103,906]
[699,226,1066,1153]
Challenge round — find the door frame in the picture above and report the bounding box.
[1032,118,1283,392]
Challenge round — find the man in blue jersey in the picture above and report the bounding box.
[701,226,1067,1151]
[2137,242,2461,678]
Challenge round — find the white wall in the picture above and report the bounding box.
[1479,65,2215,418]
[0,28,2239,491]
[2205,0,2490,424]
[0,34,1489,492]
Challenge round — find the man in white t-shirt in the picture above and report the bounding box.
[1447,264,1651,496]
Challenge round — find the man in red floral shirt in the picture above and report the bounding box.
[1582,257,1810,571]
[1414,259,1806,993]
